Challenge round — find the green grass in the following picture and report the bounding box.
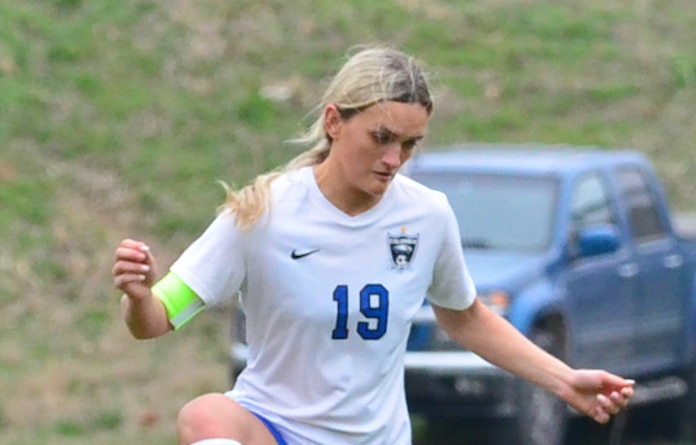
[2,1,696,444]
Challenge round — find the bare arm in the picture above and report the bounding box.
[432,299,634,423]
[112,239,172,339]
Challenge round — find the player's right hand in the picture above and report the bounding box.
[112,238,158,300]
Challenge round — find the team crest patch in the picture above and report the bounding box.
[388,231,419,270]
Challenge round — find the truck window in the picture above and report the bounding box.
[570,173,616,232]
[613,167,667,242]
[411,173,558,252]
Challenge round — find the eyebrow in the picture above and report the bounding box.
[374,125,426,143]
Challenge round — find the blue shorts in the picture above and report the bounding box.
[250,411,288,445]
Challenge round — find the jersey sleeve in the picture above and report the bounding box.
[169,210,247,307]
[426,199,477,310]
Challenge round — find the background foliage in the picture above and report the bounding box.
[1,0,694,443]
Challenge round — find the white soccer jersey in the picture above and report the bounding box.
[170,166,476,444]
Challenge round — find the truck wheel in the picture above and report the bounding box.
[489,328,568,445]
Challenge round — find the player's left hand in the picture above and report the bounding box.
[564,369,634,424]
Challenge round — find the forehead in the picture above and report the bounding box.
[355,101,430,135]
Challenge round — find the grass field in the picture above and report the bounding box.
[1,1,695,444]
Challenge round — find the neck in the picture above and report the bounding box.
[313,164,380,216]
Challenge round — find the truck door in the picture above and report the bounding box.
[565,172,638,371]
[613,167,686,371]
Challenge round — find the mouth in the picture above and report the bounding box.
[374,171,394,181]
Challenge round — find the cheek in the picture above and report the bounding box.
[335,141,373,176]
[345,137,380,165]
[400,149,415,164]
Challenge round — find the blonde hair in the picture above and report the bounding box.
[222,45,434,229]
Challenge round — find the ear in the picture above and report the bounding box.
[323,104,343,141]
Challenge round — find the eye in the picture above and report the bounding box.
[371,131,394,145]
[402,139,419,151]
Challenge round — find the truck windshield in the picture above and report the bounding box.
[412,173,558,252]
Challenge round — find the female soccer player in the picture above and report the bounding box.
[112,46,634,445]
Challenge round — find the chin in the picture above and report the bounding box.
[367,184,389,198]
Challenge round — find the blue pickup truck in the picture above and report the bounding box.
[403,144,696,445]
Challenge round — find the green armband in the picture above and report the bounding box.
[152,272,205,330]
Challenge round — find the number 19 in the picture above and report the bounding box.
[332,284,389,340]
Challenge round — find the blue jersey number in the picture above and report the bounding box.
[332,284,389,340]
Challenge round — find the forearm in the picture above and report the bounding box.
[433,300,572,398]
[433,300,634,423]
[121,292,172,339]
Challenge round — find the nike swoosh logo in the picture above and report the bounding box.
[291,248,320,259]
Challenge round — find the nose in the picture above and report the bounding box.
[382,143,402,169]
